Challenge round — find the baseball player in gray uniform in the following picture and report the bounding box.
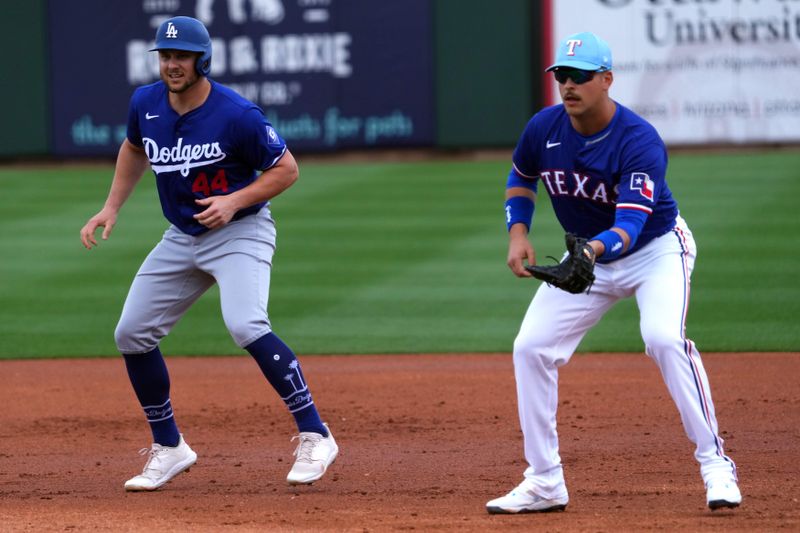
[79,16,337,491]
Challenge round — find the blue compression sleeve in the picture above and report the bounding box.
[614,208,648,249]
[506,168,539,192]
[592,208,648,260]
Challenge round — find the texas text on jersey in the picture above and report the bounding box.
[511,103,678,258]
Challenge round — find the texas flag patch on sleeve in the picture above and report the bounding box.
[630,172,655,201]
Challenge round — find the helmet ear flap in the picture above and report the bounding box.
[196,54,211,76]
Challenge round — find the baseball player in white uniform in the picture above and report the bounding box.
[486,32,741,514]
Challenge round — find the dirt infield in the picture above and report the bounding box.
[1,353,798,532]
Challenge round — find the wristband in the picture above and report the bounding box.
[505,196,535,232]
[592,230,624,260]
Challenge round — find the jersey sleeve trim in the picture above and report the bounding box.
[262,145,287,171]
[512,163,537,179]
[617,203,653,214]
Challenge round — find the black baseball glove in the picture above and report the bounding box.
[525,233,596,294]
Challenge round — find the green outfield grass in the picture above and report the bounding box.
[1,150,798,358]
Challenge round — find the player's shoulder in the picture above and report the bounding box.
[209,80,263,115]
[613,103,667,166]
[130,81,166,104]
[528,104,566,127]
[519,104,566,140]
[615,103,663,142]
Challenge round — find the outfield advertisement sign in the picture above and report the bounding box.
[48,0,434,155]
[547,0,800,144]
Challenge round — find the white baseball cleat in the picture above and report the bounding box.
[286,424,338,485]
[486,480,569,514]
[124,435,197,491]
[706,476,742,510]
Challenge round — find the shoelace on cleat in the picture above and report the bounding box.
[136,445,168,478]
[291,434,322,463]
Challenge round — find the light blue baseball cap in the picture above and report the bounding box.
[546,32,612,72]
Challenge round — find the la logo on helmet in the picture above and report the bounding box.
[165,22,178,39]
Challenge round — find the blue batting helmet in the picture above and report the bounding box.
[150,16,212,76]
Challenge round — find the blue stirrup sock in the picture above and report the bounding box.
[122,347,181,447]
[246,332,328,437]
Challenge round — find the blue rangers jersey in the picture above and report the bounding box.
[512,103,678,257]
[127,80,287,235]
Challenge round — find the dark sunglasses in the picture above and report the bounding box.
[553,68,596,85]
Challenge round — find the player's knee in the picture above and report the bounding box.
[114,320,159,354]
[513,332,559,366]
[224,318,271,348]
[641,327,683,358]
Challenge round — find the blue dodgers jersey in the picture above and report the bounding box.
[127,80,287,235]
[512,103,678,257]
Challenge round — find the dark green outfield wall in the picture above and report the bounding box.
[0,0,49,156]
[434,0,539,147]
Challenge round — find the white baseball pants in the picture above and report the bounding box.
[513,216,737,498]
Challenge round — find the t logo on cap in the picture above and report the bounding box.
[546,32,612,73]
[565,39,582,56]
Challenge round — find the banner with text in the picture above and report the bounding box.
[548,0,800,144]
[48,0,434,155]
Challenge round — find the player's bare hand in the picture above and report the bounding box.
[194,195,239,229]
[507,227,535,277]
[80,208,118,250]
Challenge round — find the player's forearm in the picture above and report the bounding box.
[242,168,298,206]
[103,140,149,212]
[505,187,536,201]
[228,151,299,210]
[508,223,530,240]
